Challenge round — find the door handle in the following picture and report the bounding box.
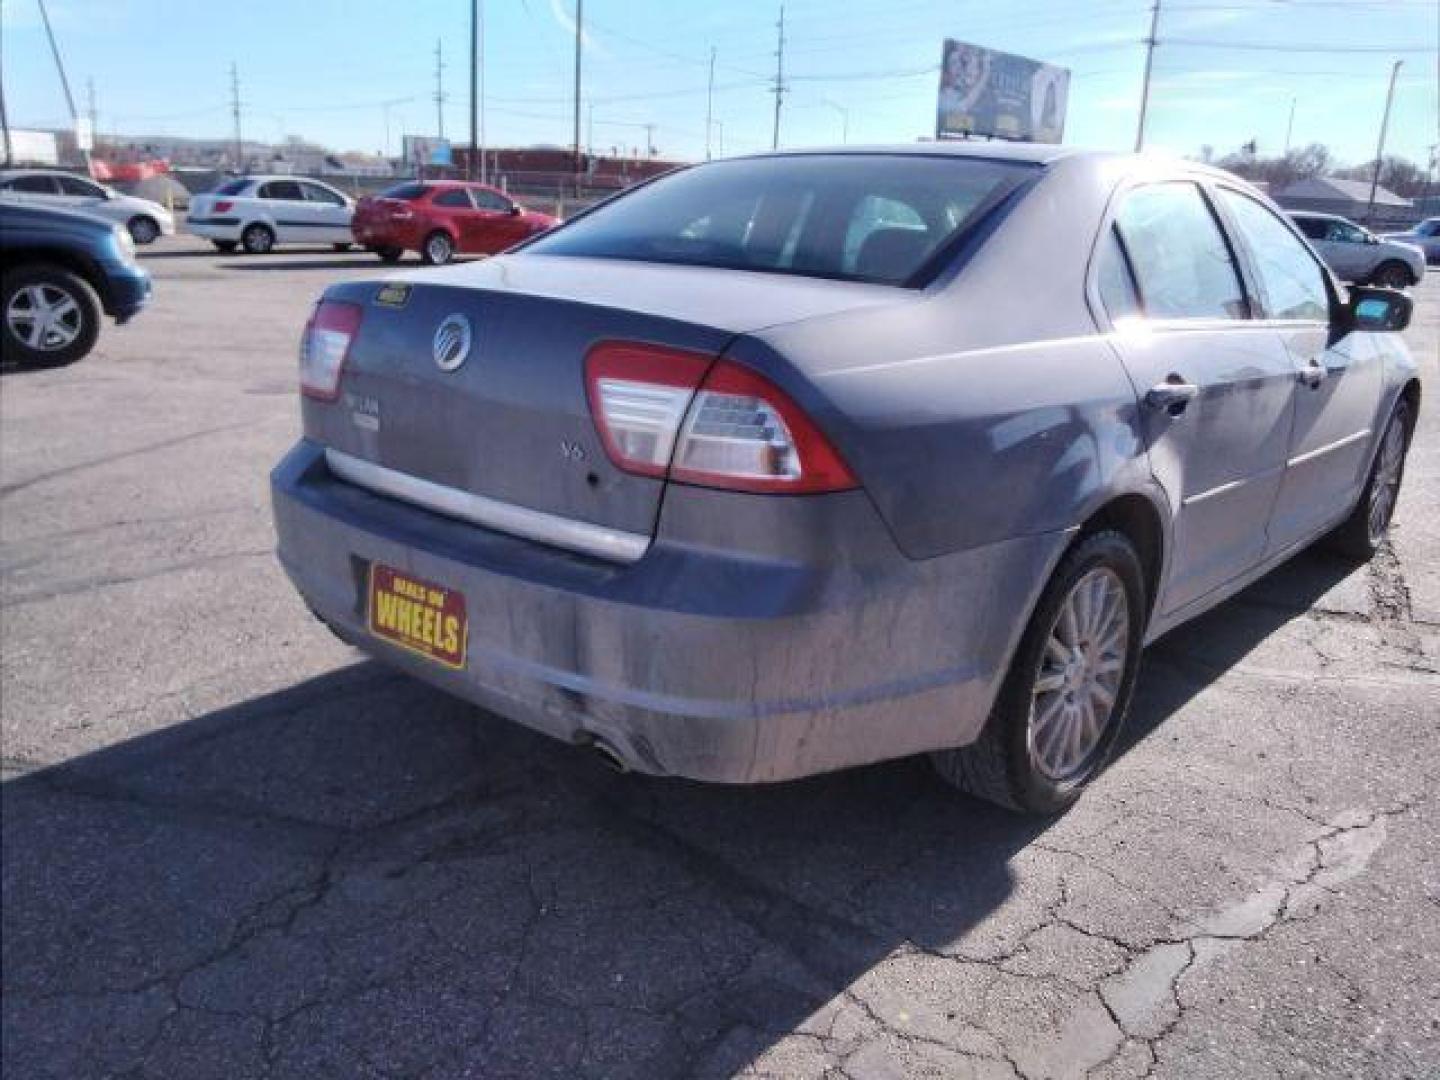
[1298,359,1327,389]
[1145,378,1200,416]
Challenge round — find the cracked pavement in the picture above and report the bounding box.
[3,240,1438,1079]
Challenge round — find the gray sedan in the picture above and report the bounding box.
[1290,210,1426,288]
[271,145,1419,813]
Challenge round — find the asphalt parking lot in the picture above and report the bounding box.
[2,237,1438,1079]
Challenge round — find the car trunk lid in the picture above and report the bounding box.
[305,256,905,550]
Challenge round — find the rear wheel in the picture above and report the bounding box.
[421,231,454,266]
[212,240,238,253]
[932,530,1145,814]
[1,264,102,368]
[374,245,404,264]
[1370,261,1412,289]
[241,223,275,255]
[1328,399,1412,559]
[127,216,161,245]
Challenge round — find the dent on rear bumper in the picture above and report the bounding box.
[271,439,1066,782]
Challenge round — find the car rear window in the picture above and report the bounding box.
[216,179,249,196]
[380,182,430,200]
[524,154,1034,286]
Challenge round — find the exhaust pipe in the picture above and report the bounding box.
[587,736,630,774]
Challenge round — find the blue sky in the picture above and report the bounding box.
[3,0,1436,167]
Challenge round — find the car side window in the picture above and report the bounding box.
[58,176,104,197]
[1214,189,1329,322]
[1113,182,1248,321]
[11,175,59,194]
[433,189,472,208]
[1095,225,1142,321]
[1292,217,1326,241]
[471,188,511,212]
[260,181,304,201]
[301,182,345,206]
[1328,221,1365,244]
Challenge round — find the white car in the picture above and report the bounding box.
[187,175,355,254]
[1381,217,1440,265]
[0,169,175,244]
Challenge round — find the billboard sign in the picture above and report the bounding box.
[402,136,453,168]
[936,40,1070,144]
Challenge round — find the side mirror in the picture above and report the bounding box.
[1343,286,1412,334]
[507,205,522,216]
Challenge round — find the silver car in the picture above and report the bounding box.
[0,168,176,244]
[1289,211,1425,288]
[271,145,1419,813]
[1381,217,1440,265]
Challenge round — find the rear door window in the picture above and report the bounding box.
[1292,216,1327,241]
[1095,226,1142,321]
[57,176,105,197]
[216,179,250,196]
[10,175,59,194]
[1113,182,1248,321]
[433,189,473,208]
[259,181,304,201]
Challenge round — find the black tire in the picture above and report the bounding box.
[421,231,454,266]
[1369,261,1413,289]
[127,215,161,245]
[332,242,353,252]
[212,240,238,253]
[1327,398,1413,560]
[241,223,276,255]
[932,530,1147,814]
[374,245,404,264]
[1,263,103,368]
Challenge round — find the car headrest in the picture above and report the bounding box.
[855,227,934,281]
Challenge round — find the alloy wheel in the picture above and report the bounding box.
[1027,566,1130,781]
[6,284,83,352]
[1367,411,1406,545]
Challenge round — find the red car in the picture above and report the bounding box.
[351,181,559,265]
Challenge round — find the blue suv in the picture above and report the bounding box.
[1,202,152,367]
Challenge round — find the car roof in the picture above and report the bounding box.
[736,141,1091,166]
[0,168,101,179]
[1287,210,1348,222]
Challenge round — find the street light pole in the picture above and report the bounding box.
[705,46,716,160]
[1365,60,1404,227]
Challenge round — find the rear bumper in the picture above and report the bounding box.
[351,221,419,250]
[271,439,1064,782]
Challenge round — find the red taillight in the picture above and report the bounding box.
[214,199,233,213]
[299,300,362,401]
[584,342,856,494]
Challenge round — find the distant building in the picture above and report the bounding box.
[451,146,683,194]
[1272,176,1412,218]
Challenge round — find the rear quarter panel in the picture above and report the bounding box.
[743,154,1156,561]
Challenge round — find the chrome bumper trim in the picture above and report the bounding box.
[324,448,650,564]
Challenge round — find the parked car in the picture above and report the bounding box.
[1289,211,1424,287]
[351,181,559,265]
[1380,217,1440,265]
[0,168,175,244]
[271,146,1418,814]
[1,202,152,367]
[186,176,355,254]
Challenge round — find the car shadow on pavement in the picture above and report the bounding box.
[0,548,1358,1078]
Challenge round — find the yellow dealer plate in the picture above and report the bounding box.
[367,563,467,670]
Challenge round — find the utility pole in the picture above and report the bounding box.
[771,4,787,150]
[478,0,487,184]
[87,78,98,143]
[587,103,595,158]
[469,0,478,179]
[1134,0,1161,152]
[705,46,716,160]
[229,62,243,172]
[823,100,849,144]
[572,0,584,179]
[37,0,90,172]
[1365,60,1403,227]
[1283,96,1296,155]
[434,39,447,140]
[643,123,656,158]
